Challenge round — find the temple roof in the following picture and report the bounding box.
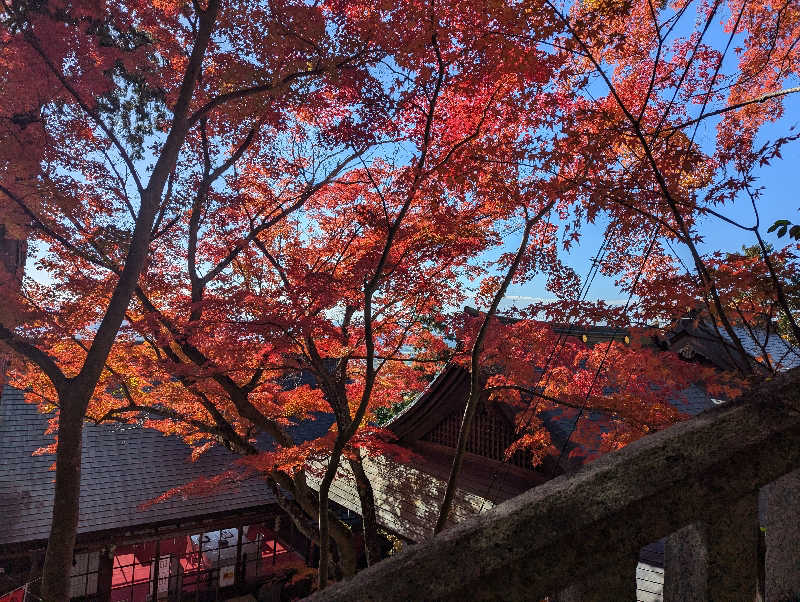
[0,385,333,549]
[657,318,800,373]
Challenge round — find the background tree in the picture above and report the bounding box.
[723,243,800,346]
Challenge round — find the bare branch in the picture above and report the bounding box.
[655,86,800,135]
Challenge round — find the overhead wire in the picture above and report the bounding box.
[476,224,614,510]
[472,0,745,517]
[553,222,661,472]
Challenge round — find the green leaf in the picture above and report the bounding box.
[768,219,791,233]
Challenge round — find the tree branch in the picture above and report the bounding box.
[0,322,67,391]
[435,199,554,533]
[655,86,800,135]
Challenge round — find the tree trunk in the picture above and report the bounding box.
[348,454,382,566]
[275,470,357,581]
[40,399,86,602]
[326,522,356,579]
[317,437,347,589]
[435,209,546,533]
[28,6,221,598]
[317,473,333,587]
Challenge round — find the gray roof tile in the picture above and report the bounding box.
[0,386,333,546]
[727,325,800,372]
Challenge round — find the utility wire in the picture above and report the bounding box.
[478,220,659,512]
[477,226,613,510]
[553,223,661,472]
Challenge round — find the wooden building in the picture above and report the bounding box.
[0,385,338,601]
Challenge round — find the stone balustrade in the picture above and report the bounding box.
[310,368,800,601]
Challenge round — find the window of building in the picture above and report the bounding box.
[240,524,290,583]
[69,551,99,599]
[106,522,302,602]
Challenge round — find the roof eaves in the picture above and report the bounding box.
[384,364,454,429]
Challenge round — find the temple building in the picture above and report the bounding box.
[306,314,800,601]
[0,384,340,601]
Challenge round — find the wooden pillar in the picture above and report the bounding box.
[665,494,760,601]
[555,554,638,602]
[96,549,114,602]
[763,469,800,601]
[26,549,44,599]
[169,554,181,599]
[235,526,243,585]
[151,538,161,602]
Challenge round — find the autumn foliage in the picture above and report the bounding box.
[1,0,799,595]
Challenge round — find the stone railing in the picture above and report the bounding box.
[310,368,800,601]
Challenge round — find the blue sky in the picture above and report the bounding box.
[501,98,800,308]
[30,93,798,314]
[500,8,800,312]
[26,5,800,320]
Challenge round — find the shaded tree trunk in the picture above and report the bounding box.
[274,470,357,579]
[317,438,345,588]
[40,398,86,602]
[348,454,382,566]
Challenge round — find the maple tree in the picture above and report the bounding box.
[0,1,223,598]
[69,3,569,587]
[547,0,800,346]
[435,0,800,526]
[0,0,383,597]
[2,0,568,593]
[1,0,799,597]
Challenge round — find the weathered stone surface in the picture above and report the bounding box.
[664,523,707,601]
[308,368,800,602]
[555,554,638,602]
[706,493,759,601]
[763,468,800,601]
[664,497,761,601]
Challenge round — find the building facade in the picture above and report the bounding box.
[0,386,340,601]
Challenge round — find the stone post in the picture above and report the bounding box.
[664,523,707,602]
[763,470,800,601]
[555,554,638,602]
[707,493,760,600]
[664,494,760,601]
